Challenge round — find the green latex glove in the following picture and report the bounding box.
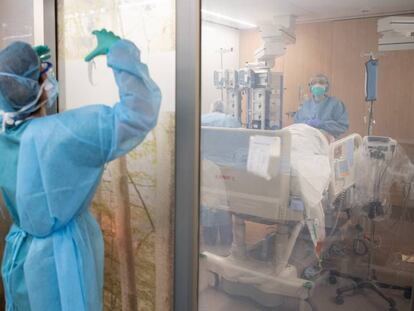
[33,45,51,61]
[84,29,121,62]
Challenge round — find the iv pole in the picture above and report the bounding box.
[367,99,374,135]
[217,47,233,101]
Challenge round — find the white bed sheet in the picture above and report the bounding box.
[285,124,331,244]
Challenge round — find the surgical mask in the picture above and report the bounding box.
[40,62,59,109]
[311,85,326,97]
[43,74,59,109]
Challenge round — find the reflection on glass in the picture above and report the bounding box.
[0,2,45,309]
[199,2,414,311]
[58,1,175,310]
[0,0,37,49]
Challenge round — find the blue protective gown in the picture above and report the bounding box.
[0,40,161,310]
[201,112,242,128]
[294,96,349,138]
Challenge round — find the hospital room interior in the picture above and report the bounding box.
[1,0,414,311]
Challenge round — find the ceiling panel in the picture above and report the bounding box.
[202,0,414,25]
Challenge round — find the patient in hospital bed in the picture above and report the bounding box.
[201,120,353,265]
[288,74,350,245]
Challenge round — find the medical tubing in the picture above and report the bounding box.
[0,79,48,131]
[305,297,318,311]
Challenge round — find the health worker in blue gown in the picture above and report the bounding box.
[294,74,349,139]
[0,29,161,310]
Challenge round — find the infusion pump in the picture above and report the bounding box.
[214,68,284,130]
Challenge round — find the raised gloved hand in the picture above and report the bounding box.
[33,45,51,61]
[306,118,321,128]
[84,29,121,62]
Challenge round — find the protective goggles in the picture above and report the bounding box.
[40,61,53,75]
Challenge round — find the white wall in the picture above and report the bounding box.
[0,0,36,48]
[59,2,176,113]
[60,51,175,112]
[201,21,240,114]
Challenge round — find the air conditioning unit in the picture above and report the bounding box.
[378,16,414,51]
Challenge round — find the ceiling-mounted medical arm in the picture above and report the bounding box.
[255,15,296,68]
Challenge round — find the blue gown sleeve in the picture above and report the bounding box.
[100,39,162,162]
[15,40,161,237]
[294,102,307,123]
[318,101,349,138]
[293,110,302,123]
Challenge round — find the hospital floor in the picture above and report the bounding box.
[199,268,411,311]
[199,220,413,311]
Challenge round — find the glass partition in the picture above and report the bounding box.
[198,2,414,311]
[58,1,175,310]
[0,1,54,308]
[0,1,39,49]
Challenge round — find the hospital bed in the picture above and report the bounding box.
[200,126,363,309]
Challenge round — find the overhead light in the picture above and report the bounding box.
[202,9,257,29]
[119,0,156,8]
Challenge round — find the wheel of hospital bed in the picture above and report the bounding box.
[403,287,411,299]
[334,295,344,305]
[207,272,220,288]
[334,280,398,311]
[328,275,337,285]
[352,238,369,256]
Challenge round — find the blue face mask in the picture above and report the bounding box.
[311,85,326,97]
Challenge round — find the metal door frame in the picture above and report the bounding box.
[174,0,201,310]
[53,0,202,309]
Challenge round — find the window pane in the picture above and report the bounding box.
[0,1,49,308]
[199,2,414,311]
[58,1,175,310]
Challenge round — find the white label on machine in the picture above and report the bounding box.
[247,135,281,180]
